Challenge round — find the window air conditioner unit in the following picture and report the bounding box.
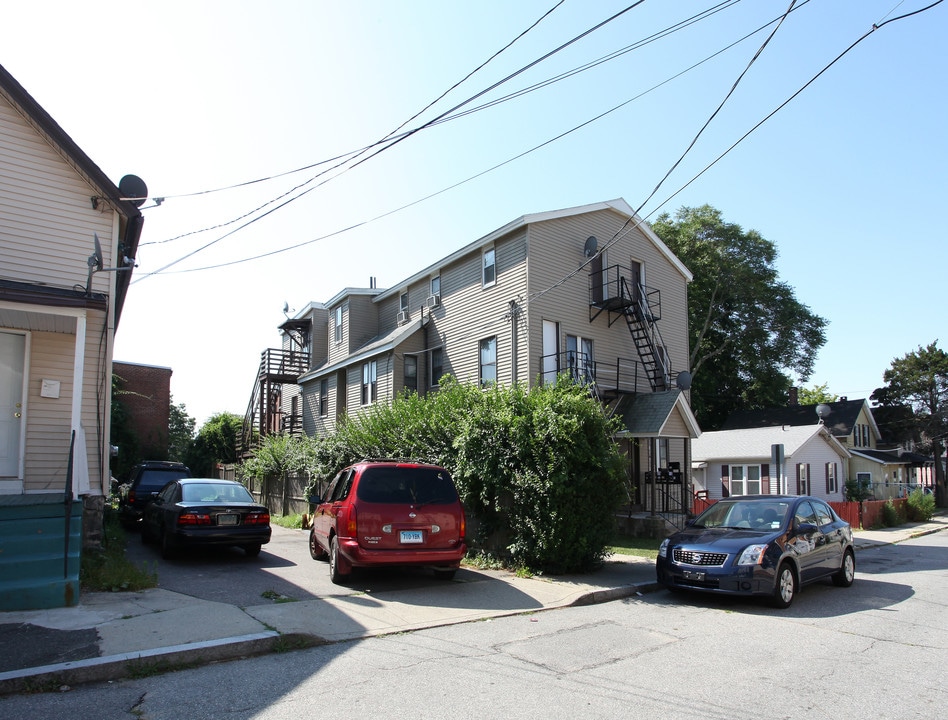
[397,310,409,324]
[426,294,441,308]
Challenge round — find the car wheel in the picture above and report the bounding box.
[832,549,856,587]
[243,544,262,558]
[309,528,327,560]
[433,568,456,581]
[329,536,350,584]
[160,531,176,560]
[770,562,796,609]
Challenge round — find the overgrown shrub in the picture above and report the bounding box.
[81,509,157,592]
[905,489,936,522]
[881,499,903,528]
[288,376,627,574]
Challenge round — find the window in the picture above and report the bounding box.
[482,248,496,287]
[334,306,343,343]
[319,379,328,416]
[479,336,497,387]
[399,291,409,312]
[729,465,761,496]
[404,355,417,393]
[361,360,377,405]
[430,347,444,387]
[565,335,594,384]
[430,275,440,297]
[825,462,838,494]
[797,463,810,495]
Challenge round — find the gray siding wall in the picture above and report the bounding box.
[525,209,691,387]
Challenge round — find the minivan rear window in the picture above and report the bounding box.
[356,466,459,505]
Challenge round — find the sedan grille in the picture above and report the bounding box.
[674,549,727,567]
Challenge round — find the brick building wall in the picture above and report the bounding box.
[113,361,172,460]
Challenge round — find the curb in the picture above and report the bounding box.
[0,631,284,696]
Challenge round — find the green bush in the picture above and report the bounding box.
[81,510,157,592]
[304,376,626,574]
[881,500,903,528]
[905,489,936,522]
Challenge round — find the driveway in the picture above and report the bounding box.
[124,524,483,607]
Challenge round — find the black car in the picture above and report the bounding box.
[140,478,271,558]
[656,495,855,608]
[115,461,192,528]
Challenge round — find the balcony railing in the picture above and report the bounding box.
[539,352,664,397]
[589,264,662,323]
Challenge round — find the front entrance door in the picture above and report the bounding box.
[0,331,25,479]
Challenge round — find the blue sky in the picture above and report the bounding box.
[3,1,945,425]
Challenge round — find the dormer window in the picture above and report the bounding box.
[334,306,343,343]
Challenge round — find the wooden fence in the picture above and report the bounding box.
[214,464,318,517]
[689,496,906,530]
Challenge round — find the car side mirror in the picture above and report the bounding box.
[795,521,818,535]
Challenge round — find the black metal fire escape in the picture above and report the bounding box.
[589,264,669,392]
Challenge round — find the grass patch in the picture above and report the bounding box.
[271,513,304,529]
[608,534,663,561]
[80,511,157,592]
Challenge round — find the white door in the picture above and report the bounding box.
[0,331,25,478]
[542,320,558,384]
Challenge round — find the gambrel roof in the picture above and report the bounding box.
[719,398,879,441]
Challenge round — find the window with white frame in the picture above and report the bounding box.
[729,465,762,496]
[399,291,409,313]
[479,336,497,387]
[334,306,343,343]
[826,462,838,493]
[319,379,328,416]
[361,360,377,405]
[797,463,810,495]
[430,275,440,297]
[482,248,496,287]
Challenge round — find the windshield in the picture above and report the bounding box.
[694,501,789,530]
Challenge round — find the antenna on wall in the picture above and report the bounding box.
[85,233,136,295]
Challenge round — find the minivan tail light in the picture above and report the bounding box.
[345,506,358,536]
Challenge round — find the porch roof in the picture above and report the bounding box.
[612,389,700,439]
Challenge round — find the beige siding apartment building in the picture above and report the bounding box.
[254,199,700,512]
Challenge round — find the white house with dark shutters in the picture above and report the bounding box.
[690,424,851,503]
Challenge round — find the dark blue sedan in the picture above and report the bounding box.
[656,495,854,608]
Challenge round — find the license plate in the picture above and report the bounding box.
[400,530,423,544]
[218,514,238,526]
[683,570,705,582]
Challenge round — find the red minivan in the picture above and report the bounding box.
[308,461,467,584]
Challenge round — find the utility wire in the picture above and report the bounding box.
[134,2,642,272]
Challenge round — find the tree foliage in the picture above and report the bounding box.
[251,377,627,573]
[167,398,196,463]
[183,411,242,476]
[797,383,838,406]
[872,341,948,507]
[651,205,828,429]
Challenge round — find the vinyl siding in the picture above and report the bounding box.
[524,208,691,386]
[1,95,118,294]
[21,323,106,493]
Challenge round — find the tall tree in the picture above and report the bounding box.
[185,412,242,476]
[872,342,948,507]
[798,383,838,405]
[651,205,828,429]
[167,398,196,463]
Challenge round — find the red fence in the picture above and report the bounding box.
[690,497,905,530]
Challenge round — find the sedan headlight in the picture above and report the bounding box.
[658,538,670,558]
[737,544,768,566]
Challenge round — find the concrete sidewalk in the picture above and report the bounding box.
[1,514,945,695]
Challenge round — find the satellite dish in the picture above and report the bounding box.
[118,174,148,207]
[583,236,598,258]
[816,404,832,423]
[282,301,289,315]
[91,233,104,271]
[676,371,692,391]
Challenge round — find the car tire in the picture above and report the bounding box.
[770,562,796,609]
[309,528,327,560]
[832,549,856,587]
[243,544,262,558]
[433,568,456,581]
[329,536,350,584]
